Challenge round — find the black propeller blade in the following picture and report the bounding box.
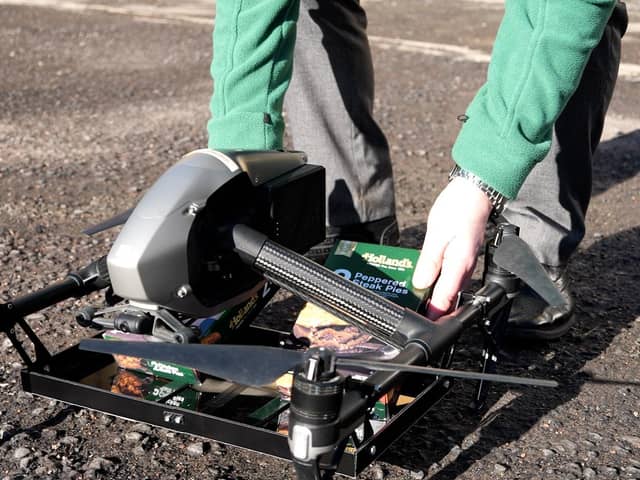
[80,339,304,387]
[83,208,133,236]
[493,234,567,307]
[336,358,557,388]
[80,340,557,388]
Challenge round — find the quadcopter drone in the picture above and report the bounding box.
[0,149,565,480]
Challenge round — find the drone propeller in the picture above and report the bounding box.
[492,233,567,308]
[83,208,133,236]
[79,339,557,388]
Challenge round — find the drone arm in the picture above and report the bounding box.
[2,256,110,323]
[0,256,110,367]
[232,224,508,357]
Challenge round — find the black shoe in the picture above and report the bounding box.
[504,265,576,341]
[305,216,400,263]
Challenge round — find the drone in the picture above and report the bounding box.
[0,149,566,480]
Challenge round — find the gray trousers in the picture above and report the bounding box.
[284,0,628,267]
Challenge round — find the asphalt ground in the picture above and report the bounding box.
[1,1,640,479]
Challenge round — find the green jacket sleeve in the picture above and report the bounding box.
[207,0,298,150]
[452,0,616,199]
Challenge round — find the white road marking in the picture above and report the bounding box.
[627,22,640,35]
[369,36,640,82]
[2,0,639,82]
[369,35,491,63]
[601,114,640,141]
[0,0,214,24]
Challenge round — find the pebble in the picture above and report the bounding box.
[588,432,603,442]
[18,456,32,469]
[59,436,79,445]
[131,423,152,434]
[99,415,113,426]
[494,463,508,473]
[599,466,619,477]
[13,447,30,460]
[585,450,599,461]
[9,432,31,445]
[83,469,99,479]
[85,456,113,471]
[124,431,144,443]
[34,466,48,476]
[408,469,425,480]
[0,424,14,441]
[24,313,45,322]
[564,463,582,476]
[558,439,578,454]
[621,435,640,449]
[370,464,385,480]
[132,445,146,456]
[211,441,225,453]
[542,448,555,458]
[40,429,57,441]
[583,467,597,479]
[186,441,208,457]
[626,466,640,476]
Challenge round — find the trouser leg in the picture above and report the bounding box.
[284,0,396,227]
[503,2,628,268]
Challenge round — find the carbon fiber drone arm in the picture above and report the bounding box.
[232,224,480,356]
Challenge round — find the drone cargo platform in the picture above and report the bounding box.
[21,325,452,478]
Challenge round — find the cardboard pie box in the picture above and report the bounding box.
[292,240,430,359]
[277,240,429,425]
[110,369,200,410]
[104,292,265,383]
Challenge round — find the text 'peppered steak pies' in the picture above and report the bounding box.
[293,241,431,359]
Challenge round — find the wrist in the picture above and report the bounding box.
[448,165,506,217]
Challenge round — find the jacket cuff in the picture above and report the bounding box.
[207,112,285,150]
[451,102,551,199]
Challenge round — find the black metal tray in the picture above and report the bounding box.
[21,325,452,477]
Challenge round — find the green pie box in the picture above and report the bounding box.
[325,240,430,311]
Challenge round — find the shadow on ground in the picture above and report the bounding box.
[592,129,640,197]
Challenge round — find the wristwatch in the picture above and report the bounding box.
[448,164,507,217]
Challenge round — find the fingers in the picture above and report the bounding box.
[426,239,477,319]
[412,228,448,290]
[411,178,493,320]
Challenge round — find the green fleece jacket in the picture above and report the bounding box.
[207,0,616,199]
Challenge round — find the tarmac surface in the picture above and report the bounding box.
[1,1,640,479]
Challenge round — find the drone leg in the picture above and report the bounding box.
[292,440,346,480]
[472,344,498,412]
[293,459,323,480]
[0,307,51,367]
[471,306,511,412]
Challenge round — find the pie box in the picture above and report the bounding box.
[103,291,264,384]
[292,240,430,359]
[277,240,430,425]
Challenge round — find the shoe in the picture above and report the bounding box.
[305,215,400,263]
[504,265,576,341]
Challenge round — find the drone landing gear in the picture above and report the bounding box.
[289,349,345,480]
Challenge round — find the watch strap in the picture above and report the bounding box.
[448,165,507,216]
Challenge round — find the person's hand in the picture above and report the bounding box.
[412,177,493,319]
